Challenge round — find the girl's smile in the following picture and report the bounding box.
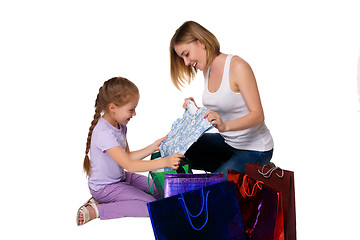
[104,95,139,128]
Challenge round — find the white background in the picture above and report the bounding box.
[1,0,359,239]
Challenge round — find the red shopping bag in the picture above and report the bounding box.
[245,163,296,240]
[227,170,284,240]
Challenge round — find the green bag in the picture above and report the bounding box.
[148,151,192,198]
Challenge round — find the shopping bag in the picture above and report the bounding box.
[147,181,246,240]
[245,163,296,240]
[148,151,192,198]
[227,170,284,240]
[164,173,225,198]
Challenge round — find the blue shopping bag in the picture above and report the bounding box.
[147,181,246,240]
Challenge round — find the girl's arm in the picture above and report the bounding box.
[126,137,167,160]
[107,145,183,172]
[205,57,265,132]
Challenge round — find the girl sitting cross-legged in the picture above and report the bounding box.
[77,77,183,225]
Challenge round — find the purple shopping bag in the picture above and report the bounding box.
[164,173,225,198]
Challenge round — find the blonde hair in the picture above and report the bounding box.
[170,21,220,90]
[83,77,139,176]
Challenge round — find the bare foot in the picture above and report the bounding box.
[78,204,97,225]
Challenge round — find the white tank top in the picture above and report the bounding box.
[202,54,274,151]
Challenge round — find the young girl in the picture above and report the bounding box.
[77,77,183,225]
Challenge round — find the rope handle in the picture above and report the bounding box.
[258,164,284,179]
[147,172,157,195]
[178,188,210,231]
[242,175,263,197]
[182,181,187,192]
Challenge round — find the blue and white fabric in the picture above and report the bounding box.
[160,100,214,171]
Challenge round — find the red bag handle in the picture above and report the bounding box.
[241,175,263,197]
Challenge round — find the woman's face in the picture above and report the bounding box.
[174,40,207,71]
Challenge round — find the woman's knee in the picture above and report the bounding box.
[256,149,273,165]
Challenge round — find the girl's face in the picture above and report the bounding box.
[174,40,207,71]
[110,95,139,126]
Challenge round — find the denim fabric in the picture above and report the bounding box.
[160,101,213,171]
[215,148,273,179]
[185,133,273,179]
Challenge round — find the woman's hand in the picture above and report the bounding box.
[204,110,228,132]
[183,97,199,109]
[165,154,184,169]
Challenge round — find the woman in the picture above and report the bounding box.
[170,21,274,178]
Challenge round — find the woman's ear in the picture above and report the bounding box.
[198,40,206,50]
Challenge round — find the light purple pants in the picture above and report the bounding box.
[90,172,159,220]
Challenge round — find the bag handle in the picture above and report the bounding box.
[150,151,161,160]
[176,157,192,173]
[242,175,263,197]
[258,164,284,178]
[178,188,210,231]
[147,172,157,195]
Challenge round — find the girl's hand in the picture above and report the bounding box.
[204,110,228,132]
[183,97,199,109]
[165,154,184,169]
[150,136,167,152]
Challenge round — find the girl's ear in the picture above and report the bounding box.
[108,103,117,112]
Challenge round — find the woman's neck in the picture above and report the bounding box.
[207,53,226,71]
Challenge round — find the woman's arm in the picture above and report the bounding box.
[107,145,183,172]
[205,57,265,132]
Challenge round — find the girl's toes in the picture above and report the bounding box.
[78,213,83,225]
